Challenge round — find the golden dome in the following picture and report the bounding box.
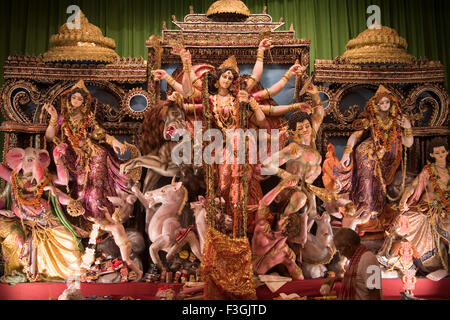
[206,0,250,22]
[341,25,414,64]
[43,11,119,63]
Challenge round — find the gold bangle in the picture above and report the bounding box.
[264,88,272,99]
[282,71,292,82]
[185,104,195,113]
[165,75,177,88]
[288,103,299,112]
[183,61,192,74]
[344,145,353,154]
[257,49,264,60]
[269,105,273,116]
[257,49,264,62]
[49,118,58,127]
[249,98,259,111]
[404,128,413,137]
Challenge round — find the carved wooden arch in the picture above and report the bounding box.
[0,80,44,124]
[405,83,449,127]
[34,80,127,125]
[323,83,410,126]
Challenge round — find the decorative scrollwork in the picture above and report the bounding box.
[0,80,43,123]
[341,104,360,122]
[418,97,439,127]
[325,84,374,124]
[407,84,449,127]
[316,85,332,112]
[37,80,126,124]
[101,102,121,122]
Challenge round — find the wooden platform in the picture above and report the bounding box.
[0,278,449,300]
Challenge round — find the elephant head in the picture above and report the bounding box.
[6,147,51,183]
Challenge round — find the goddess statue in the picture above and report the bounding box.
[323,85,414,235]
[43,80,130,220]
[377,138,450,273]
[175,40,310,237]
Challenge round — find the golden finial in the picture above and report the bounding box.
[206,0,250,22]
[189,5,194,14]
[43,10,118,63]
[342,26,414,64]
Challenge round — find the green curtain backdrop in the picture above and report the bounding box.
[0,0,449,88]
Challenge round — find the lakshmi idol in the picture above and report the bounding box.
[378,137,450,273]
[43,80,130,219]
[323,85,414,235]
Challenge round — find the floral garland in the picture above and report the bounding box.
[63,115,88,148]
[368,97,399,153]
[424,164,450,213]
[371,120,407,202]
[232,76,241,239]
[203,73,216,229]
[11,170,51,209]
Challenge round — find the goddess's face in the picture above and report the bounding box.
[295,119,312,137]
[219,71,234,90]
[70,92,84,109]
[430,146,449,163]
[378,96,391,113]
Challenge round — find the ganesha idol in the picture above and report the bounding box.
[0,147,82,281]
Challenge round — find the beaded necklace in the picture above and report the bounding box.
[11,170,51,209]
[368,98,398,152]
[63,115,88,148]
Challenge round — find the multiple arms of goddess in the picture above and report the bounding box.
[178,39,273,100]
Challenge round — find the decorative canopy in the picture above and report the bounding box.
[341,25,414,65]
[43,11,119,64]
[206,0,251,22]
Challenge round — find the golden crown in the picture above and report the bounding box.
[374,85,394,101]
[218,55,239,74]
[71,80,89,94]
